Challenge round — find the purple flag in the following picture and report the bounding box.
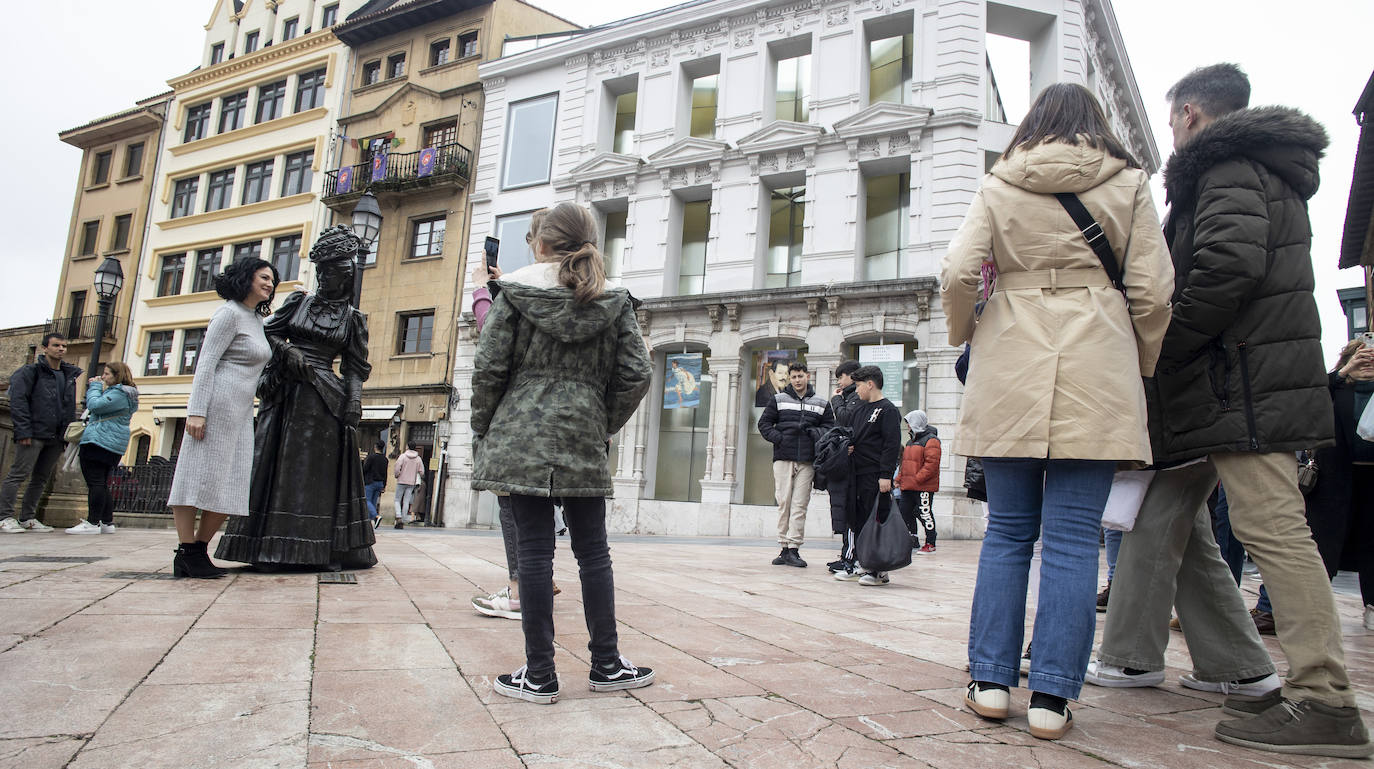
[371,152,388,182]
[336,165,353,194]
[417,147,436,177]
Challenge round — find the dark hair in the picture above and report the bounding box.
[40,332,67,348]
[215,257,279,317]
[834,360,861,378]
[374,440,386,452]
[787,362,808,374]
[851,365,884,389]
[1167,63,1250,119]
[407,440,419,450]
[1002,83,1138,168]
[535,202,606,303]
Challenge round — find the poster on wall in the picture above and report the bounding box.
[859,344,905,408]
[664,353,702,410]
[754,349,797,407]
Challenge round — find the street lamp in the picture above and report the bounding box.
[89,256,125,375]
[351,190,382,307]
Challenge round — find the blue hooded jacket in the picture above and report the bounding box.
[80,380,139,456]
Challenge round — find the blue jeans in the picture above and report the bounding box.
[969,458,1115,700]
[364,481,384,520]
[1211,485,1245,585]
[1104,528,1123,582]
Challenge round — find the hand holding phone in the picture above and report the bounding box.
[483,236,500,270]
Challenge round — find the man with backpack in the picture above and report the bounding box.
[757,361,833,567]
[1,333,81,533]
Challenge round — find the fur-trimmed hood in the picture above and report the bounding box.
[1164,106,1328,206]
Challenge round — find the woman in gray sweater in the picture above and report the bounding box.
[167,258,276,578]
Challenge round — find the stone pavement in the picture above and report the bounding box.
[0,528,1370,769]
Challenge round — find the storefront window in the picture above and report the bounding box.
[743,347,808,505]
[652,352,711,502]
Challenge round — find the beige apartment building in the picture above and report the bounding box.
[51,95,171,419]
[322,0,574,511]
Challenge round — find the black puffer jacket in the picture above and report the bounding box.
[9,361,82,442]
[1151,106,1333,461]
[758,384,834,462]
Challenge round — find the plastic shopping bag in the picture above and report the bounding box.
[1358,396,1374,442]
[1101,470,1155,532]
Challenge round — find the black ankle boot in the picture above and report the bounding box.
[173,541,226,579]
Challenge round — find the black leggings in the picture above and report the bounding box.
[78,443,121,525]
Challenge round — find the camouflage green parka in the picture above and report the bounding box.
[470,263,651,497]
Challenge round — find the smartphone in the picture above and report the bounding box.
[1361,331,1374,349]
[483,236,500,270]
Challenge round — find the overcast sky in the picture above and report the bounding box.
[4,0,1371,357]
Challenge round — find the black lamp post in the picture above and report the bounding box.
[351,190,382,307]
[89,256,125,376]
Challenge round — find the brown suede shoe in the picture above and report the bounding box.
[1215,698,1373,758]
[1251,608,1276,635]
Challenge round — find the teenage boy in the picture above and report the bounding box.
[826,360,862,573]
[1,333,81,533]
[758,362,833,567]
[834,365,901,585]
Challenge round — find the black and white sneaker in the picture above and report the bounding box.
[493,665,559,704]
[589,656,655,692]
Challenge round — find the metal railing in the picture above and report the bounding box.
[110,458,176,515]
[45,315,121,342]
[322,141,472,198]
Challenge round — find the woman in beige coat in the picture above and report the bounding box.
[942,83,1173,739]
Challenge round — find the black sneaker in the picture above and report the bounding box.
[1215,698,1373,758]
[494,666,559,704]
[589,656,655,692]
[827,558,852,574]
[771,548,789,566]
[1096,581,1111,612]
[782,548,807,568]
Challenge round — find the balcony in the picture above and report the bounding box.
[322,141,472,210]
[46,314,121,343]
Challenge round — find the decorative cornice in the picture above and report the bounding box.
[168,29,339,91]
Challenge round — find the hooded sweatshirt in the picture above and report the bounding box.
[896,410,940,492]
[394,449,424,485]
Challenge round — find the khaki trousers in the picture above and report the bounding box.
[1212,451,1353,707]
[773,460,814,547]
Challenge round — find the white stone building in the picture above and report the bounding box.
[441,0,1158,540]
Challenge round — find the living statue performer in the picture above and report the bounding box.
[216,225,377,570]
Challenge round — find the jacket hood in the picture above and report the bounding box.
[1164,106,1328,206]
[402,449,420,459]
[991,139,1128,194]
[115,384,139,411]
[497,262,631,343]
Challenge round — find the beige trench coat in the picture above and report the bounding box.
[940,140,1174,462]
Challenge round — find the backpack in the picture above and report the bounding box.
[811,425,853,480]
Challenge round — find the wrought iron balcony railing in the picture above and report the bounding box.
[322,141,472,200]
[45,314,121,342]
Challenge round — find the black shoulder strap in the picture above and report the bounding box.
[1054,192,1125,294]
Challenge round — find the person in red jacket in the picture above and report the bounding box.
[896,410,940,553]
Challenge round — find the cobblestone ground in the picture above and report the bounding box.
[0,528,1369,768]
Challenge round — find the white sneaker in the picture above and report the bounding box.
[18,519,52,532]
[66,521,102,534]
[472,586,521,619]
[0,517,24,533]
[1179,672,1279,696]
[1084,660,1164,688]
[858,572,890,586]
[1028,703,1073,740]
[833,569,863,582]
[100,524,117,534]
[964,681,1010,720]
[1365,605,1373,631]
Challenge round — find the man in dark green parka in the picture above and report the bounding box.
[1147,63,1368,758]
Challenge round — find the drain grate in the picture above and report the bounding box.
[1,555,108,563]
[103,571,178,580]
[318,572,358,584]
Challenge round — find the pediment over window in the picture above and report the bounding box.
[567,152,644,184]
[646,137,730,169]
[735,120,826,155]
[832,102,934,141]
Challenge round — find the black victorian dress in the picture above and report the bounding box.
[216,290,377,569]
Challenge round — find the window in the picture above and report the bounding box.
[501,93,557,189]
[79,221,100,256]
[863,172,909,280]
[612,91,637,154]
[91,151,112,185]
[171,177,199,218]
[180,328,206,374]
[678,199,710,295]
[459,31,478,58]
[272,234,302,281]
[321,3,338,27]
[157,254,186,297]
[281,17,299,41]
[423,121,457,147]
[111,214,132,252]
[205,169,234,212]
[210,42,225,64]
[67,292,87,339]
[603,211,627,279]
[775,52,811,122]
[241,160,273,205]
[295,68,326,112]
[281,150,313,196]
[191,248,222,293]
[690,74,718,139]
[429,39,450,67]
[869,32,913,105]
[145,331,174,376]
[255,80,287,123]
[243,30,260,54]
[653,351,711,502]
[411,216,446,259]
[765,187,805,288]
[233,241,263,263]
[184,103,211,142]
[492,212,538,272]
[219,91,248,133]
[123,143,144,177]
[397,312,434,354]
[387,53,406,79]
[362,60,382,85]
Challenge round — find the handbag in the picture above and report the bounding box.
[64,409,90,444]
[854,492,912,573]
[1101,470,1154,532]
[1296,450,1318,495]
